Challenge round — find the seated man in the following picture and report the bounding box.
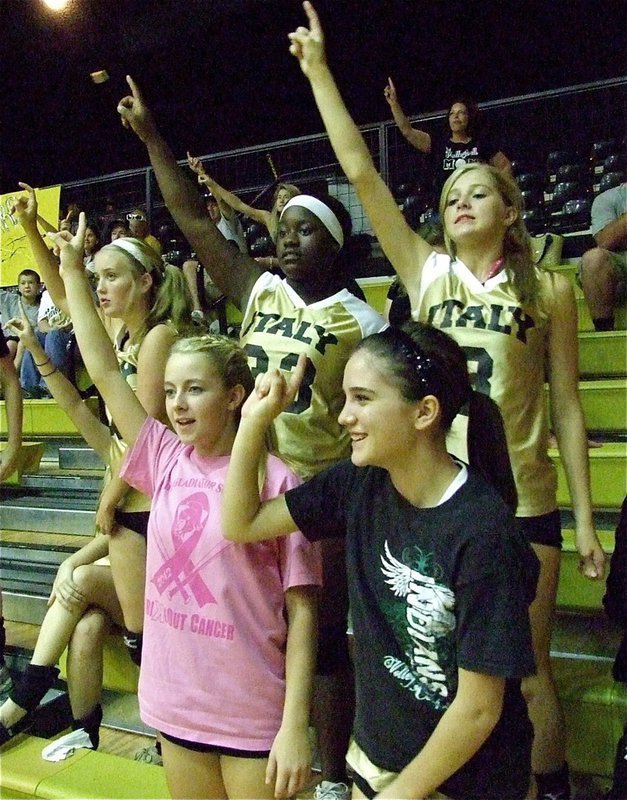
[580,182,626,330]
[19,288,74,398]
[182,190,246,328]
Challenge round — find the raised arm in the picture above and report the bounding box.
[384,77,432,153]
[187,152,270,227]
[547,274,605,580]
[49,215,147,449]
[222,361,308,544]
[116,77,261,309]
[5,306,111,462]
[0,350,22,483]
[10,184,69,315]
[289,3,432,286]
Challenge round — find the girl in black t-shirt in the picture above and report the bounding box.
[222,321,539,800]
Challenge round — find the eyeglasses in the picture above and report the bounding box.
[126,213,146,221]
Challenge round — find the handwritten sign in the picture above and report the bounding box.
[0,186,61,286]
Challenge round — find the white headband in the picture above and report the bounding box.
[280,195,344,247]
[105,237,162,274]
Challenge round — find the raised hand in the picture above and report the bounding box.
[5,300,40,353]
[186,151,206,176]
[117,75,159,143]
[9,182,38,227]
[46,211,86,278]
[288,1,326,78]
[384,77,398,106]
[241,354,308,428]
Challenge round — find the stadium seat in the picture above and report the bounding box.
[249,235,274,257]
[546,181,582,214]
[598,171,625,194]
[556,163,591,187]
[517,172,545,191]
[521,207,547,234]
[521,186,544,210]
[602,152,627,174]
[591,139,622,164]
[244,221,265,245]
[401,195,424,229]
[558,198,592,232]
[546,150,580,183]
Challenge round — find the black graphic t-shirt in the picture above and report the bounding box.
[287,463,539,800]
[431,136,500,202]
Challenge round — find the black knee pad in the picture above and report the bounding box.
[73,703,103,749]
[10,664,59,712]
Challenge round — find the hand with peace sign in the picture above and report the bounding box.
[117,75,159,144]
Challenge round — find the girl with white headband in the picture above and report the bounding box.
[117,75,387,797]
[9,185,192,757]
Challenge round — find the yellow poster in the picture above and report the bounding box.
[0,186,61,286]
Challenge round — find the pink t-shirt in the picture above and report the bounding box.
[121,417,322,749]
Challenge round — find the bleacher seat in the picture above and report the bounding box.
[557,198,592,233]
[591,139,622,164]
[546,181,583,215]
[517,172,545,191]
[401,195,424,229]
[522,207,547,234]
[249,235,274,257]
[546,150,580,183]
[598,171,624,194]
[602,152,627,175]
[557,163,591,185]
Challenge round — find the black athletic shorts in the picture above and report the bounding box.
[160,731,270,759]
[113,509,150,540]
[517,509,562,549]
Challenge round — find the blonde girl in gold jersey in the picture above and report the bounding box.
[286,4,605,798]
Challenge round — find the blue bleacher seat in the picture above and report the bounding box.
[598,171,625,194]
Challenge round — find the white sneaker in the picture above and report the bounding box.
[313,780,351,800]
[134,744,163,766]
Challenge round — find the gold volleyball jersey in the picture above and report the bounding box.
[241,273,386,479]
[415,253,558,517]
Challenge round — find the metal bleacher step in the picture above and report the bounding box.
[552,442,627,509]
[1,494,97,535]
[578,330,627,378]
[546,378,627,431]
[58,446,105,471]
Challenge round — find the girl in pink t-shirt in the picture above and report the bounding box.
[53,216,322,800]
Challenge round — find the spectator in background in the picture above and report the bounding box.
[0,269,41,368]
[384,78,511,206]
[19,286,75,399]
[126,208,162,256]
[106,218,130,243]
[579,182,626,331]
[187,152,299,269]
[82,222,102,274]
[181,188,246,326]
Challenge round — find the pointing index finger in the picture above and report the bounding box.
[302,1,322,36]
[126,74,142,100]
